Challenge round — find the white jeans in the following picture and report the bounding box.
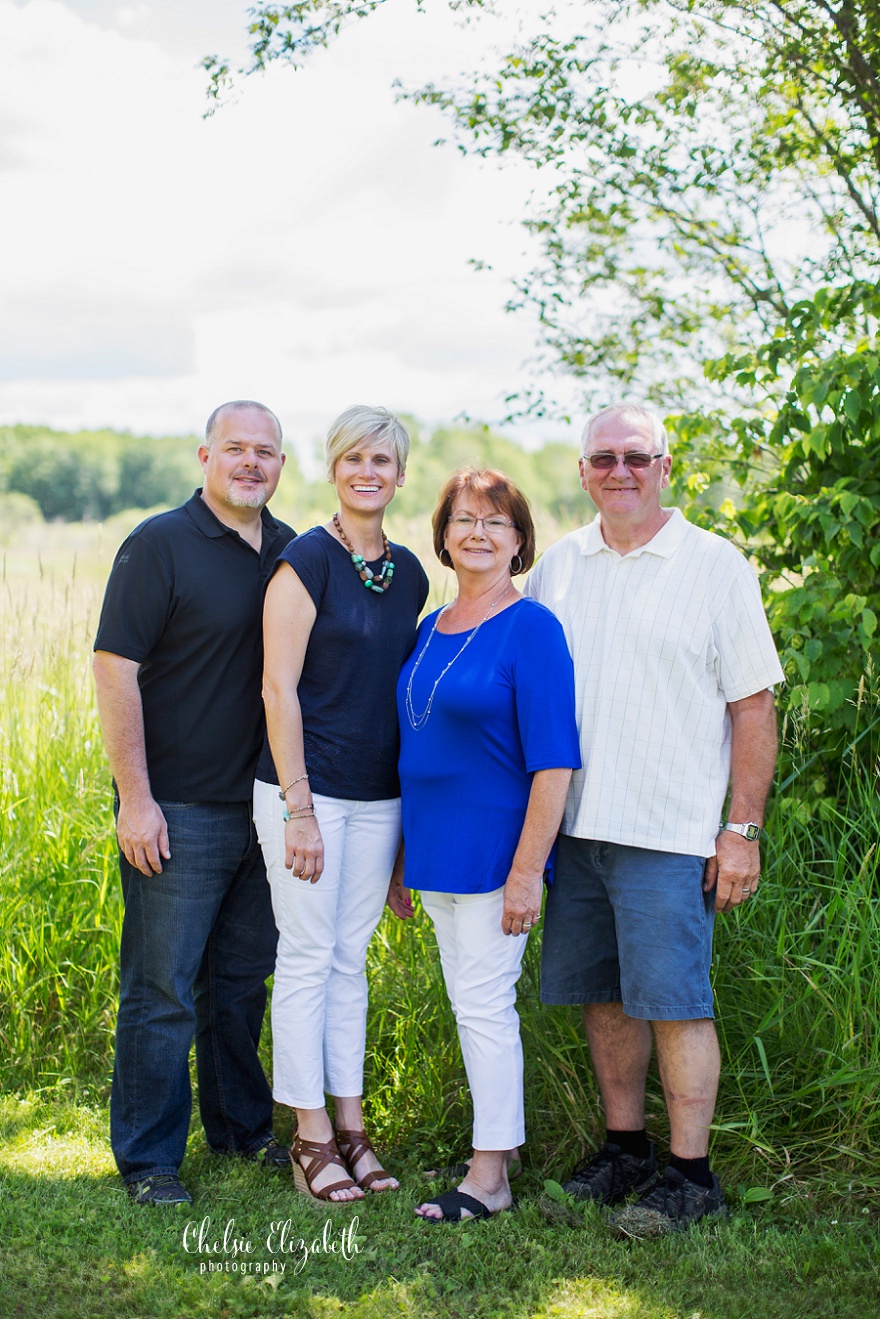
[420,886,528,1151]
[253,780,401,1109]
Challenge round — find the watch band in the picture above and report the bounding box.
[719,821,761,842]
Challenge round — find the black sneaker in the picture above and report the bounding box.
[562,1141,659,1205]
[608,1167,727,1238]
[127,1174,193,1206]
[251,1139,290,1170]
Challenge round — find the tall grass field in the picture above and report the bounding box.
[1,518,878,1319]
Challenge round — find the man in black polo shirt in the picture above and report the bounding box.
[93,399,295,1205]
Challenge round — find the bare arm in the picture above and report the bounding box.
[704,687,778,914]
[92,650,170,876]
[502,767,572,936]
[262,564,323,883]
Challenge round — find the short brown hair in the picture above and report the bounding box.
[431,467,536,575]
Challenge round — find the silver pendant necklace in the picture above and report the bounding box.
[404,582,513,731]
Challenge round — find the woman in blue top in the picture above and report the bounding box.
[395,467,581,1222]
[254,406,428,1203]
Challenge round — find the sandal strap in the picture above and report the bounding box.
[335,1128,389,1190]
[291,1135,357,1199]
[335,1129,373,1166]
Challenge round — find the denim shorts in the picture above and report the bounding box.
[540,836,715,1021]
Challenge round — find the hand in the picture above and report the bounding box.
[502,869,543,937]
[116,794,170,876]
[704,830,761,914]
[284,813,324,884]
[386,875,414,919]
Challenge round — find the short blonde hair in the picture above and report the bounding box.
[325,405,410,479]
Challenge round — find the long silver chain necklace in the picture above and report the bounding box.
[405,582,513,731]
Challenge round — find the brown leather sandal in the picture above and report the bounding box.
[335,1129,398,1192]
[289,1134,360,1202]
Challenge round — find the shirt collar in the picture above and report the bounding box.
[580,506,687,559]
[185,489,281,540]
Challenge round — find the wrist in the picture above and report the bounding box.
[283,804,315,823]
[719,820,762,841]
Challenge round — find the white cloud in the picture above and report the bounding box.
[0,0,569,448]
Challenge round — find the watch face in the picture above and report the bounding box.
[744,824,760,841]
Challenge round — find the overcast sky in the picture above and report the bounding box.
[0,0,578,452]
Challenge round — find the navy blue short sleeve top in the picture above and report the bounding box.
[256,526,430,800]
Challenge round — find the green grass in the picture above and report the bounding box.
[2,523,880,1317]
[2,1096,877,1319]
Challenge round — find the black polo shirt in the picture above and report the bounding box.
[94,490,295,802]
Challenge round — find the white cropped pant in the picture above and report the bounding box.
[253,780,401,1109]
[420,886,528,1151]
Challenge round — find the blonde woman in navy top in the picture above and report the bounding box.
[395,468,580,1222]
[253,406,428,1203]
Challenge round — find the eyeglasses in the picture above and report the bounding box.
[447,514,518,532]
[584,452,664,470]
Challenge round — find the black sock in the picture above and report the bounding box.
[668,1153,712,1188]
[606,1128,651,1160]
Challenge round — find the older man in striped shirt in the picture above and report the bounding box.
[526,403,783,1237]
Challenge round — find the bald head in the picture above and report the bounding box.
[205,400,282,449]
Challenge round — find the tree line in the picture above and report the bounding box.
[0,420,583,528]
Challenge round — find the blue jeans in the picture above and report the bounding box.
[111,801,278,1183]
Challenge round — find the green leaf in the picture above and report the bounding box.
[742,1187,775,1204]
[542,1178,570,1203]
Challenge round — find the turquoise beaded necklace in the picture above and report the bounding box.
[333,513,395,593]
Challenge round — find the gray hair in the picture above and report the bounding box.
[204,400,283,448]
[580,404,668,457]
[325,405,410,479]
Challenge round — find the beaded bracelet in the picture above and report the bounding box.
[283,804,315,823]
[278,773,309,800]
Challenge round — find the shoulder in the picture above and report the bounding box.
[508,597,571,648]
[126,502,188,543]
[387,541,424,570]
[679,516,747,562]
[279,525,330,565]
[110,504,190,566]
[512,595,566,628]
[263,510,296,551]
[533,524,589,571]
[676,517,759,587]
[388,541,430,596]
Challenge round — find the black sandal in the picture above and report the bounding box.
[416,1188,515,1222]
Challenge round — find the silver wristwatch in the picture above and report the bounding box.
[719,821,761,841]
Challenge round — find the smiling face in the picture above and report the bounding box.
[198,407,285,516]
[442,493,523,581]
[579,411,671,533]
[333,438,405,515]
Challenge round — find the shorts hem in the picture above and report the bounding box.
[540,990,621,1006]
[621,1002,715,1022]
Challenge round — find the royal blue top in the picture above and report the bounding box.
[397,597,581,894]
[256,525,430,800]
